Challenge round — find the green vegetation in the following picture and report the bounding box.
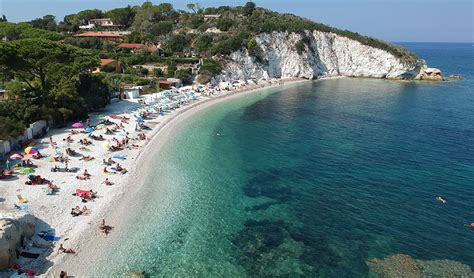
[0,1,420,139]
[0,38,109,139]
[0,22,62,41]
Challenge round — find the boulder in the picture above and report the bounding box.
[0,213,35,271]
[416,66,444,81]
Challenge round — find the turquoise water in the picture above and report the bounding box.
[93,43,474,277]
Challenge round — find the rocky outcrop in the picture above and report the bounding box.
[214,31,430,83]
[415,67,443,81]
[367,254,474,278]
[0,213,35,271]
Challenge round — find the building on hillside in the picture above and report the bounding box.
[93,59,123,73]
[204,14,221,21]
[158,78,181,90]
[73,32,123,42]
[79,18,123,29]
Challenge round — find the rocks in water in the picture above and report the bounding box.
[367,254,423,278]
[418,259,474,277]
[125,269,146,278]
[447,74,464,80]
[230,219,319,276]
[415,67,444,81]
[367,254,474,278]
[0,213,35,271]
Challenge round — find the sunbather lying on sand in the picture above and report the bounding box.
[47,182,60,192]
[58,243,75,254]
[76,175,89,180]
[116,164,127,174]
[82,206,90,215]
[66,148,77,156]
[79,155,94,161]
[71,206,82,217]
[102,178,114,186]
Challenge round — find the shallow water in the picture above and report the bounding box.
[92,43,474,277]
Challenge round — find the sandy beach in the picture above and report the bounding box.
[0,78,310,277]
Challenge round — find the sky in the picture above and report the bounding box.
[0,0,472,43]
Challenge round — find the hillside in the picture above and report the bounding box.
[0,2,436,139]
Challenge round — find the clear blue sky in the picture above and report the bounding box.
[0,0,472,42]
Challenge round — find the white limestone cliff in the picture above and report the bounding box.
[213,31,428,83]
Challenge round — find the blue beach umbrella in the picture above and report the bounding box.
[84,127,94,133]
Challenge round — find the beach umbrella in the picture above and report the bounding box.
[84,127,94,133]
[19,168,35,175]
[97,114,106,119]
[10,153,24,159]
[24,146,38,154]
[135,118,144,123]
[71,122,83,128]
[96,124,106,130]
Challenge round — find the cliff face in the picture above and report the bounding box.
[214,31,426,83]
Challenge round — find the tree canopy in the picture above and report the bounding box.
[0,38,110,135]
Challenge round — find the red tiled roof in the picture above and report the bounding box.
[147,46,159,52]
[159,81,174,85]
[74,32,123,38]
[100,59,116,66]
[117,43,145,49]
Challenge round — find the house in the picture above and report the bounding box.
[117,43,146,52]
[73,32,123,42]
[159,78,181,90]
[204,14,221,21]
[93,59,122,73]
[79,18,122,29]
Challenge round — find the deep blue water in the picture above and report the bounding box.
[93,43,474,277]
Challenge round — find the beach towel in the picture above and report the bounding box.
[112,154,127,159]
[17,194,28,204]
[75,189,91,197]
[20,252,40,259]
[14,204,29,210]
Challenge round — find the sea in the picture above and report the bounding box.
[91,43,474,277]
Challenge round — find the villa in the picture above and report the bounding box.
[79,18,123,29]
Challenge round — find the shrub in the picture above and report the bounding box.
[200,59,221,74]
[216,17,235,31]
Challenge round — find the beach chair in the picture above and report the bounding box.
[17,194,28,203]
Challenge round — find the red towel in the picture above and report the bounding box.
[75,189,91,197]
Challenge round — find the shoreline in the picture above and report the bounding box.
[26,78,310,277]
